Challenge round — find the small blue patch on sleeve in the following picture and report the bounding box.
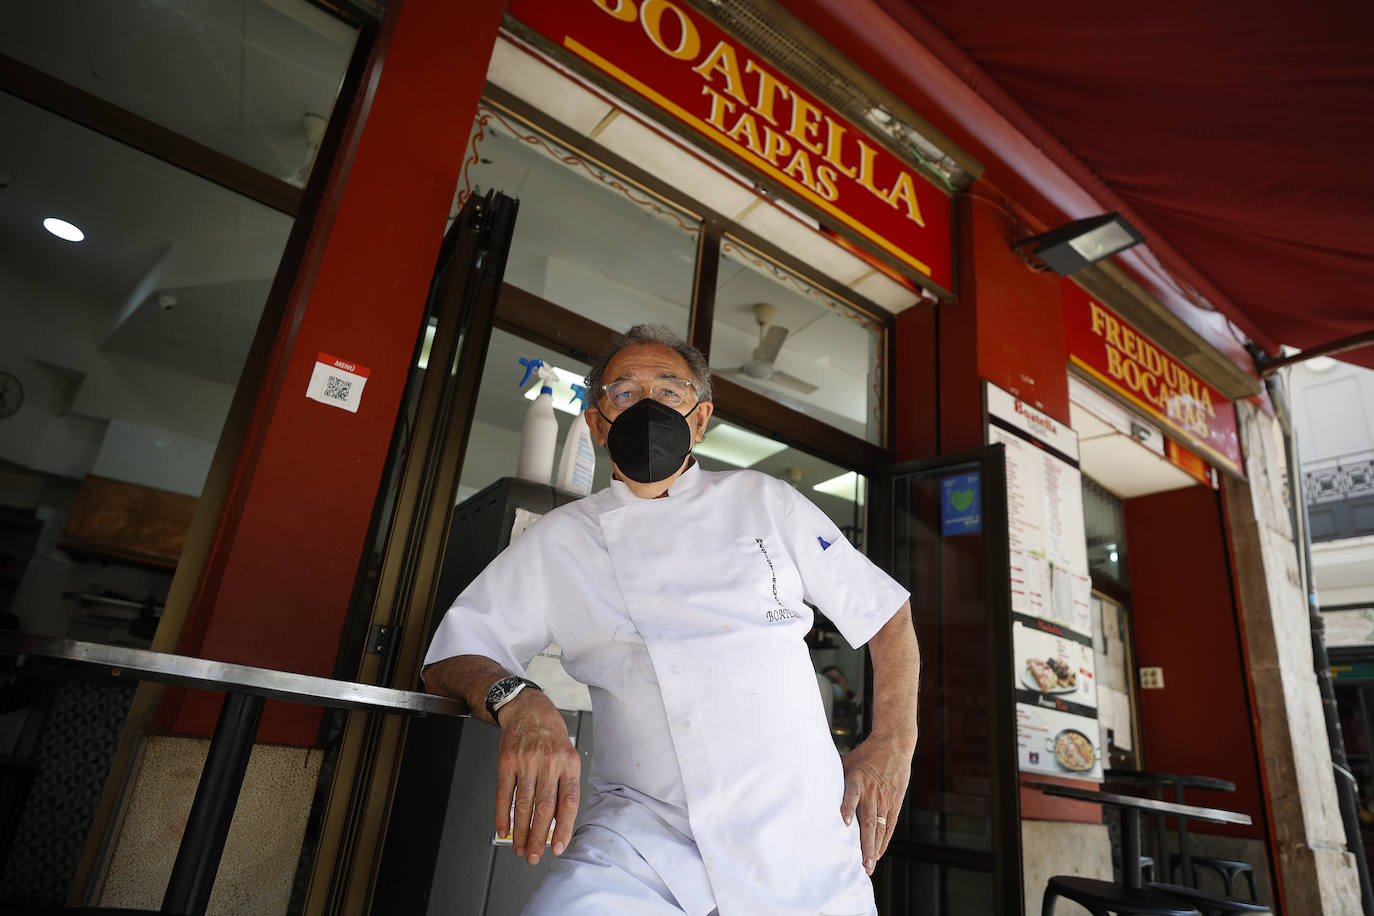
[818,535,832,551]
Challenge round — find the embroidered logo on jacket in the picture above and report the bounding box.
[755,538,802,623]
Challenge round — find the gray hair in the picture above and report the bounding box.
[585,324,713,408]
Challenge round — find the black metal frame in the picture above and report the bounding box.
[306,191,520,913]
[870,445,1020,914]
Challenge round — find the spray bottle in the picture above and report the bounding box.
[555,384,596,496]
[516,358,559,485]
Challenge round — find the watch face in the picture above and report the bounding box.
[0,372,21,419]
[487,676,522,704]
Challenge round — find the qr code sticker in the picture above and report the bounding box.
[323,375,352,402]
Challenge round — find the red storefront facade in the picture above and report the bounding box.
[1,1,1359,913]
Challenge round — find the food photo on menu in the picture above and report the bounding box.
[1016,650,1077,694]
[1025,656,1077,694]
[1016,703,1104,777]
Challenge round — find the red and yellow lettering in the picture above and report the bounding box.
[590,0,637,22]
[701,85,737,131]
[855,138,887,202]
[782,148,818,191]
[744,59,789,125]
[726,110,767,157]
[1103,314,1125,351]
[1106,345,1125,380]
[761,126,792,166]
[640,0,700,61]
[816,165,840,201]
[884,170,926,227]
[822,117,858,178]
[1090,301,1109,338]
[786,94,825,155]
[692,41,749,104]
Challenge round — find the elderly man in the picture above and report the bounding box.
[423,325,919,915]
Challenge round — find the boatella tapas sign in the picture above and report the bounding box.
[508,0,954,293]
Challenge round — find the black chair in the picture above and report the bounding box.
[1042,875,1201,916]
[1169,852,1258,900]
[1147,882,1271,916]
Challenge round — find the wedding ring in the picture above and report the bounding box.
[875,816,887,826]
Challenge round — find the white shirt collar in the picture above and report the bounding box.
[606,458,704,506]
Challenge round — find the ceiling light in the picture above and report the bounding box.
[813,470,865,505]
[1014,212,1143,275]
[524,364,590,415]
[694,421,788,468]
[43,217,85,242]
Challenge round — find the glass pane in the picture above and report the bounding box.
[0,92,294,905]
[459,328,601,503]
[1082,475,1130,591]
[458,106,701,337]
[0,0,357,187]
[711,238,885,444]
[891,462,995,852]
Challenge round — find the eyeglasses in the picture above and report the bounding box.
[601,376,696,410]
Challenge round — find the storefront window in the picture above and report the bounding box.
[710,238,885,444]
[0,0,358,186]
[0,89,300,904]
[457,106,702,338]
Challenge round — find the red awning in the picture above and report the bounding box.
[804,0,1374,370]
[902,0,1374,368]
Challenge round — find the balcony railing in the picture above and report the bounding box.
[1303,449,1374,542]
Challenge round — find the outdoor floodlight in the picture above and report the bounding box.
[1014,212,1144,275]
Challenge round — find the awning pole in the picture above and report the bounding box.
[1258,328,1374,376]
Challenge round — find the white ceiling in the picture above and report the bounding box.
[1,0,355,182]
[0,0,351,387]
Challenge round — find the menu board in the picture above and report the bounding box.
[986,384,1103,781]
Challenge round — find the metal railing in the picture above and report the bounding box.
[1303,449,1374,505]
[0,632,465,916]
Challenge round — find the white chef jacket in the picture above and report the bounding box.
[424,463,910,915]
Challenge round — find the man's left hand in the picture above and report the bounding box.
[840,733,914,875]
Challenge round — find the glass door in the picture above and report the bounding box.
[870,446,1020,915]
[300,189,519,913]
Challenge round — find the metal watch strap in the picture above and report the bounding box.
[485,675,540,723]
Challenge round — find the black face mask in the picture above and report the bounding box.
[605,397,694,484]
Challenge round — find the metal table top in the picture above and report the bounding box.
[1027,781,1252,826]
[0,631,467,717]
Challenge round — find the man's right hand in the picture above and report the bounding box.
[493,689,582,864]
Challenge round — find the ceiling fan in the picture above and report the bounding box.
[718,304,818,395]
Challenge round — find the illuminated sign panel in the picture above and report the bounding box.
[1063,280,1243,475]
[508,0,954,293]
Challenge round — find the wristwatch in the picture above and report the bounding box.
[485,675,541,723]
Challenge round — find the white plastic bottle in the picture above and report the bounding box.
[555,384,596,496]
[516,358,559,485]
